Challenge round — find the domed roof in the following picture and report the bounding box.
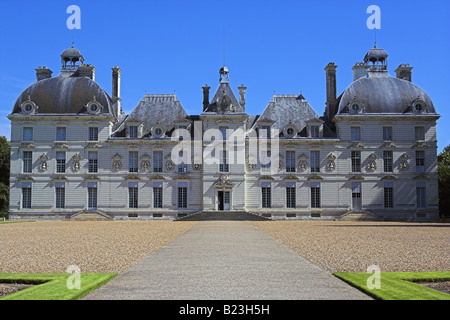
[61,47,83,58]
[364,47,388,63]
[12,73,113,115]
[338,73,435,114]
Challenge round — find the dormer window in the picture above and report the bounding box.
[310,126,319,138]
[413,100,427,114]
[20,98,37,114]
[152,126,164,138]
[129,126,138,139]
[86,100,102,115]
[351,103,360,113]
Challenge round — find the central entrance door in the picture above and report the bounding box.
[218,191,230,211]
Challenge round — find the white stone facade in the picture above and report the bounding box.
[8,46,440,221]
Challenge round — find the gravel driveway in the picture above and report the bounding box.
[1,220,448,275]
[0,221,198,274]
[249,221,450,273]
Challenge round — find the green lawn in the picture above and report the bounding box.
[0,273,116,300]
[334,271,450,300]
[0,220,34,224]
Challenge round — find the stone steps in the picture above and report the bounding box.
[176,210,271,221]
[70,210,112,221]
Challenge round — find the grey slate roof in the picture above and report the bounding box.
[114,94,188,137]
[12,72,113,115]
[254,94,320,132]
[338,72,435,114]
[203,78,244,114]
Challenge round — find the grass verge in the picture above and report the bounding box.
[334,271,450,300]
[0,273,117,300]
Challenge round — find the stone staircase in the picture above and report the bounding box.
[176,210,271,221]
[337,210,381,221]
[69,210,112,221]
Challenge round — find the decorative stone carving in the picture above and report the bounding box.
[111,153,122,172]
[246,155,257,172]
[192,162,202,171]
[38,153,49,172]
[140,153,151,172]
[213,174,235,188]
[71,153,82,172]
[367,153,378,171]
[399,153,410,171]
[325,153,336,172]
[297,153,308,172]
[165,160,175,171]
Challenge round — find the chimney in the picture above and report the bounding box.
[35,67,53,81]
[395,64,413,82]
[78,64,96,80]
[352,62,369,81]
[112,66,122,116]
[324,62,337,120]
[202,84,210,111]
[238,84,247,112]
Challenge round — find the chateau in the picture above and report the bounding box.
[8,44,440,221]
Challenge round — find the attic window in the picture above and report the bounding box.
[24,103,33,112]
[86,100,102,115]
[20,99,37,114]
[286,127,295,136]
[152,126,164,138]
[412,99,427,114]
[351,104,360,113]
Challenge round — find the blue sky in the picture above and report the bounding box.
[0,0,449,151]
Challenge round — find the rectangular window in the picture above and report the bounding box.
[261,125,271,139]
[88,151,98,173]
[55,182,65,209]
[352,182,362,210]
[87,182,97,210]
[23,151,32,173]
[219,150,229,172]
[261,150,271,172]
[129,126,138,139]
[351,151,361,172]
[88,127,99,141]
[177,182,188,209]
[56,127,66,141]
[22,182,32,209]
[261,182,271,208]
[153,151,163,173]
[415,150,425,173]
[286,151,296,173]
[286,182,296,208]
[153,182,163,208]
[351,127,361,141]
[383,126,393,141]
[310,126,320,138]
[178,162,188,173]
[310,151,320,173]
[383,151,393,172]
[128,182,138,208]
[310,182,321,208]
[415,126,425,141]
[56,151,66,173]
[177,125,188,141]
[219,126,228,141]
[416,182,427,208]
[384,182,394,208]
[23,127,33,141]
[128,151,138,173]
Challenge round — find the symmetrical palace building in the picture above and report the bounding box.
[8,44,440,220]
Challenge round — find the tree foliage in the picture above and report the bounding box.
[438,145,450,218]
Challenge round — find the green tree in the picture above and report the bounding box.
[0,136,10,219]
[438,145,450,219]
